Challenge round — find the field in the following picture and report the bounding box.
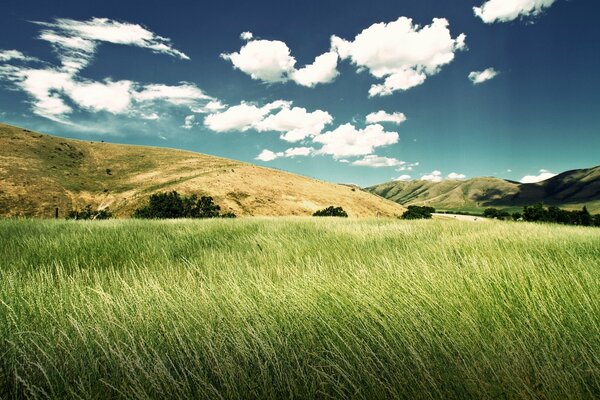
[1,218,599,399]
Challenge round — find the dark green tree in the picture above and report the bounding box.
[401,205,435,220]
[313,206,348,217]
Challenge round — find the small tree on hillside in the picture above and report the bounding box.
[313,206,348,217]
[401,205,435,220]
[133,191,230,219]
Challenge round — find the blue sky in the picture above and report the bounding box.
[0,0,598,186]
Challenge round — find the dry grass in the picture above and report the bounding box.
[0,123,404,218]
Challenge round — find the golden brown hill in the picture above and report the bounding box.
[0,123,405,218]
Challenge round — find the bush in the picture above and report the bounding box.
[483,208,510,220]
[133,191,230,219]
[313,206,348,217]
[67,205,112,220]
[401,205,435,220]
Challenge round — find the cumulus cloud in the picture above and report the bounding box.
[474,0,557,23]
[447,172,467,180]
[204,100,332,142]
[240,31,254,41]
[256,147,314,162]
[256,106,333,142]
[331,17,466,96]
[394,175,412,182]
[365,111,407,125]
[421,170,443,182]
[520,169,557,183]
[291,51,339,87]
[221,34,339,87]
[313,123,399,159]
[352,155,405,168]
[469,68,499,84]
[420,170,466,182]
[221,39,296,83]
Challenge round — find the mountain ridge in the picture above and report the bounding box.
[366,166,600,213]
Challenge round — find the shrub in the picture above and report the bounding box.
[313,206,348,217]
[133,191,227,219]
[483,208,511,220]
[401,205,435,220]
[67,205,112,220]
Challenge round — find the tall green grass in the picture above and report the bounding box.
[1,218,599,399]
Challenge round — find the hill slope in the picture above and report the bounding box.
[0,123,405,218]
[367,167,600,213]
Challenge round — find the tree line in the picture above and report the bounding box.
[485,203,599,227]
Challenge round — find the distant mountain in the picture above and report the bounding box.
[366,166,600,213]
[0,123,404,218]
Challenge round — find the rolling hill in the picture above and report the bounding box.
[0,123,405,218]
[367,167,600,213]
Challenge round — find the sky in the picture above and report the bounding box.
[0,0,598,187]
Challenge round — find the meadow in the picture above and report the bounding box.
[1,218,599,399]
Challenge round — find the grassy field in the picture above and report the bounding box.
[1,218,599,399]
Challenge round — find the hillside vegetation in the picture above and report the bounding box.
[367,167,600,214]
[1,218,599,399]
[0,123,404,218]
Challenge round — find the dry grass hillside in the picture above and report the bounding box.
[0,123,405,218]
[367,167,600,213]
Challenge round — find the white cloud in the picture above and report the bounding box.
[396,162,420,172]
[256,149,280,162]
[255,146,314,162]
[0,50,39,63]
[352,155,405,168]
[469,68,499,84]
[133,83,211,105]
[221,39,296,83]
[240,31,254,41]
[331,17,466,96]
[394,175,412,182]
[68,79,133,113]
[365,111,407,125]
[256,106,333,142]
[313,123,399,158]
[291,51,339,87]
[204,100,332,142]
[520,169,557,183]
[474,0,557,23]
[0,18,215,126]
[34,17,188,72]
[182,115,195,129]
[421,170,443,182]
[447,172,467,180]
[222,34,339,87]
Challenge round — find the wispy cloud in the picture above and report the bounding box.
[0,18,216,125]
